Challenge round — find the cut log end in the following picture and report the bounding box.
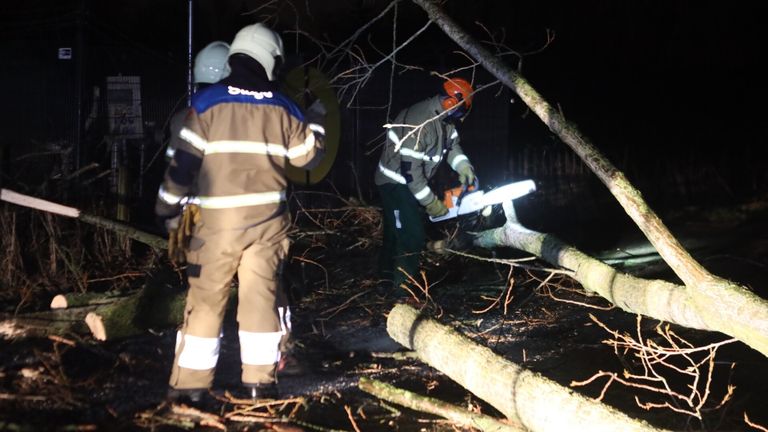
[85,312,107,341]
[50,295,68,309]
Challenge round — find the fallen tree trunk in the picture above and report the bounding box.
[468,202,708,330]
[386,303,672,432]
[412,0,768,357]
[469,202,765,349]
[359,377,523,432]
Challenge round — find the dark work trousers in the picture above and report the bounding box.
[377,183,426,288]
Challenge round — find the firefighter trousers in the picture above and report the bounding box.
[377,183,425,287]
[169,213,291,390]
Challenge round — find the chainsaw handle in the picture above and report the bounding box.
[457,176,480,207]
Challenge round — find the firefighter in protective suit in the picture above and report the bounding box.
[164,41,231,163]
[156,23,326,402]
[374,77,475,294]
[163,41,231,265]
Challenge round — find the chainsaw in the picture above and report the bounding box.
[428,178,536,222]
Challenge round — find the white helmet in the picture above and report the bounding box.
[194,41,231,84]
[229,23,284,81]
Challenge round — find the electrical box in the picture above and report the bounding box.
[106,76,143,139]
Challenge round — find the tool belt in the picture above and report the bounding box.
[167,204,201,265]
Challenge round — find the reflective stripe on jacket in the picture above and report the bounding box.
[374,96,471,206]
[156,83,325,228]
[164,108,189,161]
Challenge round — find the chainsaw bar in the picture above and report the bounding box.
[429,179,536,222]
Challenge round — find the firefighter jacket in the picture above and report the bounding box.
[374,95,472,207]
[155,82,325,229]
[164,107,188,161]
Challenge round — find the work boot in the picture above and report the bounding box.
[167,387,206,404]
[166,387,218,412]
[241,382,278,400]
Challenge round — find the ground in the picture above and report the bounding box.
[1,199,767,431]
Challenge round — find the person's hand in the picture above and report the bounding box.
[457,164,475,187]
[425,197,449,217]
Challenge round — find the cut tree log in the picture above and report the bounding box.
[0,307,97,339]
[386,303,673,432]
[358,377,523,432]
[2,287,186,341]
[83,286,187,341]
[3,270,189,341]
[411,0,768,357]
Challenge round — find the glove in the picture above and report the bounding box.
[305,99,327,125]
[167,204,201,265]
[424,197,449,217]
[457,163,475,187]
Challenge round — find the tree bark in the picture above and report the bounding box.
[78,213,167,250]
[411,0,768,357]
[359,377,524,432]
[467,202,768,355]
[469,203,711,329]
[0,307,96,339]
[50,291,129,309]
[0,188,167,250]
[386,304,672,432]
[83,286,187,341]
[3,283,188,341]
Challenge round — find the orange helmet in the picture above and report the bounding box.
[440,77,474,114]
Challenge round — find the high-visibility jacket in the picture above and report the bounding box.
[374,96,472,207]
[155,83,325,228]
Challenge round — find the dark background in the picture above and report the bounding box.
[2,0,767,234]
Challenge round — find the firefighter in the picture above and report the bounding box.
[374,77,475,294]
[155,23,326,402]
[165,41,231,162]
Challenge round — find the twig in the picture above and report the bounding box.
[319,290,372,320]
[745,413,768,432]
[292,256,329,292]
[344,405,362,432]
[572,314,736,419]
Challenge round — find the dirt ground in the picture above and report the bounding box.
[1,200,767,431]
